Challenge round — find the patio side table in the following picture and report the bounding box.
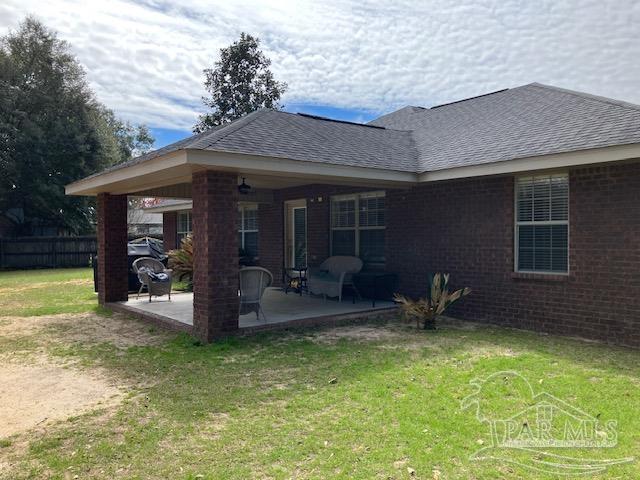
[353,272,399,307]
[284,267,308,296]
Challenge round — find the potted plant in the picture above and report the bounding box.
[168,235,194,291]
[393,273,471,329]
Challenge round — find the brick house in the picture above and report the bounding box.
[67,83,640,345]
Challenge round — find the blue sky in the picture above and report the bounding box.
[2,0,639,149]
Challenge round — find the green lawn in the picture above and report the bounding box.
[0,267,99,316]
[1,269,639,479]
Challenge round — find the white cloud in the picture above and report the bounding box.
[1,0,639,130]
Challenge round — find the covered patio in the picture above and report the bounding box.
[110,288,396,335]
[66,111,412,343]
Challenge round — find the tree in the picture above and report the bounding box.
[0,17,153,235]
[194,33,287,133]
[100,107,154,159]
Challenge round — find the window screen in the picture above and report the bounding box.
[330,192,385,266]
[177,211,192,244]
[238,205,259,256]
[516,174,568,273]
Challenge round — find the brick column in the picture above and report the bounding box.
[96,193,129,304]
[163,211,178,251]
[192,171,239,342]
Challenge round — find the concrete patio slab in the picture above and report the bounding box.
[112,287,397,334]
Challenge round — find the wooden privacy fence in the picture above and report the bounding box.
[0,236,98,269]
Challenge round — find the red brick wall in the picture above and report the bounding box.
[162,211,178,251]
[191,171,239,342]
[259,184,374,285]
[386,162,640,347]
[257,200,283,284]
[96,193,128,304]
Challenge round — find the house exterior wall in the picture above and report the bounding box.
[259,184,374,285]
[164,185,375,285]
[158,161,640,346]
[162,211,178,251]
[386,161,640,347]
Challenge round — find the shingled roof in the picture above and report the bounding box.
[370,83,640,173]
[87,83,640,182]
[101,109,419,177]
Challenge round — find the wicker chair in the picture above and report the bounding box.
[239,267,273,320]
[307,256,363,302]
[132,257,172,302]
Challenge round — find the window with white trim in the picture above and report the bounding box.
[515,174,569,273]
[331,191,385,266]
[238,205,259,257]
[177,211,192,244]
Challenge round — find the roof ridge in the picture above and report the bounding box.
[530,83,640,113]
[407,130,422,171]
[367,105,427,126]
[430,88,509,109]
[194,109,269,149]
[296,112,385,129]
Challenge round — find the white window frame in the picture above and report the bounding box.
[330,191,386,259]
[176,210,192,243]
[514,173,570,275]
[238,204,258,252]
[175,206,259,251]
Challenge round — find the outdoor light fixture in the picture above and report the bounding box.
[238,177,251,195]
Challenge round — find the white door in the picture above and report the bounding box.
[284,200,307,269]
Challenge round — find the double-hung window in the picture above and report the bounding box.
[515,174,569,274]
[176,206,259,257]
[331,191,385,266]
[238,205,259,257]
[177,211,192,244]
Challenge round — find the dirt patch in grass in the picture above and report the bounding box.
[308,324,407,343]
[0,312,170,349]
[0,310,166,443]
[308,318,485,345]
[0,359,123,438]
[0,278,92,295]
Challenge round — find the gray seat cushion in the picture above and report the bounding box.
[308,256,363,299]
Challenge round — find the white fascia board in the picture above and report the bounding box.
[65,151,189,196]
[185,150,418,185]
[65,142,640,196]
[418,144,640,182]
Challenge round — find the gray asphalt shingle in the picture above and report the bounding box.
[188,110,418,171]
[370,83,640,172]
[102,110,418,177]
[98,83,640,179]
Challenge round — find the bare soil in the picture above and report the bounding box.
[0,312,169,439]
[308,324,407,343]
[0,360,122,438]
[0,312,169,348]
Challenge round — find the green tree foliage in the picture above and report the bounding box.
[0,17,153,235]
[99,106,154,160]
[194,32,287,133]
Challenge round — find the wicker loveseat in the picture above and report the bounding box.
[307,256,363,302]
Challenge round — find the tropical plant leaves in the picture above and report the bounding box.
[394,273,471,329]
[168,235,194,287]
